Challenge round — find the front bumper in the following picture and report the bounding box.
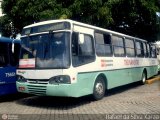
[16,82,82,97]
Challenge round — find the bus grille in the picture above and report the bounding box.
[27,85,47,96]
[27,79,49,85]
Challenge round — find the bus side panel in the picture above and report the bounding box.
[146,65,158,78]
[130,67,143,82]
[74,67,145,97]
[0,83,17,95]
[73,67,143,96]
[46,66,158,97]
[104,67,143,89]
[0,67,17,95]
[75,72,99,97]
[64,65,158,97]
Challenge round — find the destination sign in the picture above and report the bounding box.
[22,22,71,35]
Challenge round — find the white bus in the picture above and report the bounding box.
[16,19,158,100]
[156,42,160,72]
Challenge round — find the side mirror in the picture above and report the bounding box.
[79,34,84,44]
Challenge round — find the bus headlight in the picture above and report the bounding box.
[49,75,71,84]
[17,75,27,82]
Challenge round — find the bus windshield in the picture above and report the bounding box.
[20,32,70,69]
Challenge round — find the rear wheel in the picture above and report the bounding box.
[141,72,146,85]
[93,76,106,100]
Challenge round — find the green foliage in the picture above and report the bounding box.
[0,15,12,37]
[2,0,63,30]
[70,0,113,27]
[1,0,160,42]
[109,0,159,42]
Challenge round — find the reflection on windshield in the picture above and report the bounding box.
[20,32,70,69]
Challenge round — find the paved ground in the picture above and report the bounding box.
[0,76,160,120]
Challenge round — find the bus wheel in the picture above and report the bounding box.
[141,72,146,85]
[93,76,105,100]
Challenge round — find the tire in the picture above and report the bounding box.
[92,76,106,100]
[141,72,146,85]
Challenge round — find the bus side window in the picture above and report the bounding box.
[72,32,79,56]
[72,32,95,67]
[145,43,149,57]
[95,32,112,56]
[112,36,125,57]
[147,44,151,58]
[0,42,9,67]
[151,45,157,58]
[125,38,135,57]
[78,34,94,56]
[143,42,147,57]
[0,55,5,66]
[157,47,159,55]
[9,43,21,66]
[135,41,144,57]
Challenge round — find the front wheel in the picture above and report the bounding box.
[93,76,106,100]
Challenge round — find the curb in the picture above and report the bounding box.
[146,75,160,84]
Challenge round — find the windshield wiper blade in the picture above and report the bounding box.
[22,45,36,57]
[22,46,33,54]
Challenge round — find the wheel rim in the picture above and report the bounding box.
[95,82,104,95]
[142,74,146,83]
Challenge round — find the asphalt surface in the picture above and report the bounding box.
[0,75,160,120]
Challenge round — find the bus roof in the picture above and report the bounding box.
[0,37,21,43]
[24,19,147,42]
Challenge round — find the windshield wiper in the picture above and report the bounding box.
[22,46,33,54]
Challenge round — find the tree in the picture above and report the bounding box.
[1,0,160,42]
[70,0,113,27]
[109,0,160,42]
[1,0,70,32]
[0,15,12,37]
